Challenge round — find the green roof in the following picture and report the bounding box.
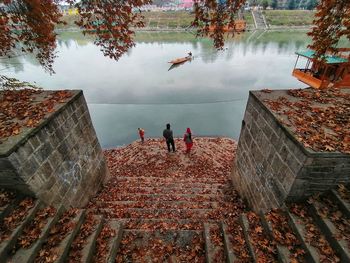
[296,50,348,64]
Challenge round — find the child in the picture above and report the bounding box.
[138,128,145,143]
[183,127,193,153]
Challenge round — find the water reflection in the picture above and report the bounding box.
[2,31,347,148]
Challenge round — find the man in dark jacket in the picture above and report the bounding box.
[163,123,175,152]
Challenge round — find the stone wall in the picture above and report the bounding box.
[0,90,109,208]
[232,90,350,212]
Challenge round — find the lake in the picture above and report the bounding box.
[1,30,329,148]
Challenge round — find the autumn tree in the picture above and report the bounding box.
[0,0,349,73]
[308,0,350,57]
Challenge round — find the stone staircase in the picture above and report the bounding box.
[2,185,350,262]
[1,137,350,262]
[251,9,268,30]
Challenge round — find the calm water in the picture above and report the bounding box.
[2,30,334,148]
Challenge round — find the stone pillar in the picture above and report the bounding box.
[232,90,350,212]
[0,90,109,208]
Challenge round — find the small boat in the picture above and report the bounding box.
[169,55,192,64]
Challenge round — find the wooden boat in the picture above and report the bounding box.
[292,48,350,89]
[168,56,192,64]
[208,20,246,33]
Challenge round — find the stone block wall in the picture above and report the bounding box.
[232,90,350,212]
[0,90,109,208]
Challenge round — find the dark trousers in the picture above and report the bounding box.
[166,139,175,152]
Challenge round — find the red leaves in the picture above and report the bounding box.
[288,203,340,262]
[14,206,56,251]
[266,209,305,262]
[35,208,79,263]
[246,212,277,263]
[263,88,350,153]
[94,223,116,263]
[307,0,350,60]
[0,89,72,141]
[67,213,97,262]
[0,198,35,242]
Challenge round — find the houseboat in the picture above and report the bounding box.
[292,48,350,89]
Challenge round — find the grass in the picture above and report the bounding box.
[263,10,315,26]
[56,10,315,31]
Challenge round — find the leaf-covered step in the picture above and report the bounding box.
[95,192,235,203]
[240,213,257,262]
[331,188,350,218]
[110,176,228,185]
[243,212,278,262]
[309,198,350,262]
[115,229,204,263]
[0,198,40,259]
[263,209,306,263]
[204,222,226,263]
[221,223,238,263]
[287,203,340,263]
[118,218,208,231]
[100,185,223,195]
[8,205,63,263]
[92,200,237,210]
[223,219,251,262]
[92,221,123,263]
[0,189,18,222]
[66,213,104,263]
[34,208,85,263]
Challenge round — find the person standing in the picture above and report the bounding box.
[138,128,145,143]
[163,123,175,152]
[183,127,193,153]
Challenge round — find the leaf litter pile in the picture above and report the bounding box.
[67,213,98,262]
[0,88,72,141]
[288,203,340,262]
[12,206,56,251]
[0,197,35,242]
[35,208,79,263]
[93,223,116,263]
[261,88,350,153]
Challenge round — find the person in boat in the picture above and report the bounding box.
[163,123,176,153]
[183,127,193,154]
[138,128,145,143]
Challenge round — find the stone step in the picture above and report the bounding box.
[95,193,236,203]
[106,221,124,263]
[239,214,257,262]
[286,209,320,263]
[110,176,228,185]
[93,200,237,210]
[109,179,230,189]
[204,222,226,263]
[55,209,86,263]
[242,212,278,262]
[260,212,291,263]
[221,223,238,263]
[34,209,86,263]
[0,197,20,222]
[116,218,214,230]
[98,186,224,195]
[330,189,350,218]
[98,207,237,221]
[0,199,41,259]
[309,199,350,262]
[8,205,64,263]
[80,215,104,263]
[115,228,204,262]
